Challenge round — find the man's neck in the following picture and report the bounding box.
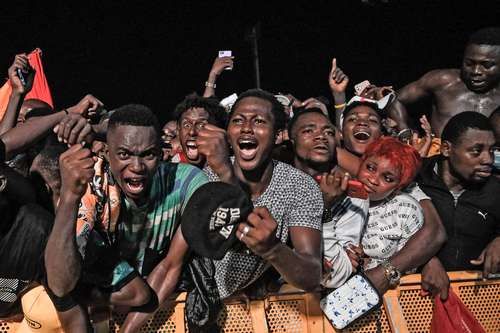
[438,160,465,193]
[234,159,274,200]
[293,157,331,178]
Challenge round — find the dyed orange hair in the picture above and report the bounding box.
[361,136,421,189]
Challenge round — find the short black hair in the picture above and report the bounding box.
[468,27,500,47]
[173,94,228,128]
[108,104,160,134]
[230,89,286,131]
[287,107,331,139]
[441,111,493,144]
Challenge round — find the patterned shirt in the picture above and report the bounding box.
[205,160,323,298]
[76,161,208,288]
[362,192,424,270]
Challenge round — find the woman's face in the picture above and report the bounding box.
[357,155,401,202]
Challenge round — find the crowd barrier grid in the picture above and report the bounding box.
[1,271,498,333]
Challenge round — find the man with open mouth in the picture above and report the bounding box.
[173,94,228,169]
[202,89,323,299]
[341,99,385,157]
[45,105,208,332]
[389,27,500,139]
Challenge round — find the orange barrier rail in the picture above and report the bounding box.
[2,271,499,332]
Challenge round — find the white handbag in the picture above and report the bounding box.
[320,273,382,329]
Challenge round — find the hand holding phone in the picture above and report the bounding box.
[218,50,233,70]
[354,80,371,96]
[346,180,368,200]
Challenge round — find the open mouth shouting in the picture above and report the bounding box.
[237,136,259,160]
[123,177,147,197]
[185,140,199,160]
[352,128,372,142]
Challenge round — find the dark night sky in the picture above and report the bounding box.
[1,1,499,124]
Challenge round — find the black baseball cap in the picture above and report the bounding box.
[181,182,253,259]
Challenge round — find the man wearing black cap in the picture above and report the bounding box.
[201,89,323,299]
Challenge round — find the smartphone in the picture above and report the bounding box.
[17,67,34,86]
[218,50,232,58]
[218,50,233,70]
[346,180,368,199]
[354,80,371,96]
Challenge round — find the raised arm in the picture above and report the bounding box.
[0,53,35,135]
[203,56,234,98]
[120,228,189,332]
[388,70,445,131]
[45,144,95,296]
[1,94,103,159]
[328,58,349,128]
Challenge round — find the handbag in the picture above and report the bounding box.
[320,271,382,330]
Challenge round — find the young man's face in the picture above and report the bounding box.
[342,105,382,156]
[291,112,337,167]
[107,125,161,205]
[178,108,210,167]
[443,128,496,184]
[357,155,401,202]
[227,96,276,172]
[461,44,500,93]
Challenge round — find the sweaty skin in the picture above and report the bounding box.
[390,44,500,136]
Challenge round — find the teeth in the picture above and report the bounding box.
[186,142,197,148]
[354,131,371,140]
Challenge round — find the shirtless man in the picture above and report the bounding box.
[390,27,500,137]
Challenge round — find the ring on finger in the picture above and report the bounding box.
[242,225,250,235]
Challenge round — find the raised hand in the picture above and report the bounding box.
[66,94,104,118]
[318,168,350,209]
[210,56,234,76]
[8,53,35,95]
[59,143,95,199]
[328,58,349,94]
[196,123,233,178]
[54,113,94,146]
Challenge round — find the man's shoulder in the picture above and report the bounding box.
[420,69,461,90]
[156,162,208,187]
[274,161,319,190]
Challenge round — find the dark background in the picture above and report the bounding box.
[1,1,499,124]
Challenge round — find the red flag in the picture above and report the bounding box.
[0,48,53,121]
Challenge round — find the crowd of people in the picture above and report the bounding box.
[0,27,499,332]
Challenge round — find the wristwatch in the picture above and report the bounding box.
[381,261,401,287]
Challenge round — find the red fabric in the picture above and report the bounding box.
[430,289,485,333]
[25,48,53,108]
[0,48,53,120]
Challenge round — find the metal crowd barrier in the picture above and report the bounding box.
[1,271,498,332]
